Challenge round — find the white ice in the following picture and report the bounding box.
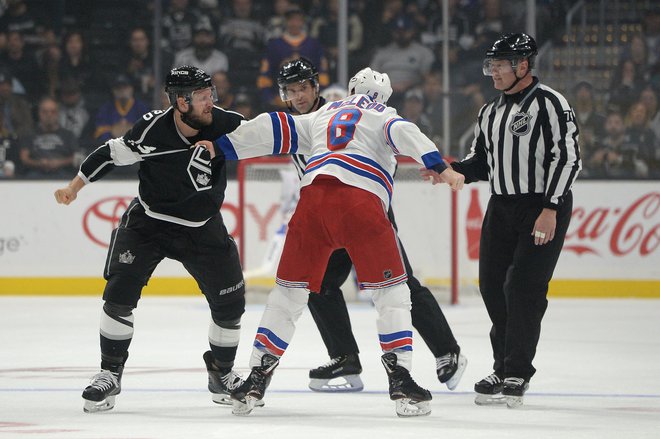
[1,294,659,439]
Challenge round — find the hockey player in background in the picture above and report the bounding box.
[275,57,468,394]
[195,67,465,417]
[54,66,251,413]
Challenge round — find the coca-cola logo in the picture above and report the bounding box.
[83,197,133,248]
[565,192,660,257]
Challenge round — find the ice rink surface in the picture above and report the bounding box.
[1,294,659,439]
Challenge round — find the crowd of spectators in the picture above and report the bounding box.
[0,0,659,179]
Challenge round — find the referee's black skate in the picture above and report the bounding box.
[502,377,529,408]
[308,353,364,392]
[435,349,468,390]
[203,351,264,408]
[474,372,506,406]
[82,354,127,413]
[381,353,432,417]
[231,353,279,416]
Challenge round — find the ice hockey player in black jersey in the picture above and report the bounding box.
[54,65,250,413]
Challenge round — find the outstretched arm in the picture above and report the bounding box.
[54,175,86,205]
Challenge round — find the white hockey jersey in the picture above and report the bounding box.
[215,94,447,206]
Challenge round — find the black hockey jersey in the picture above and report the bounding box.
[78,106,244,226]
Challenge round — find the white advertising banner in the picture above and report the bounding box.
[0,180,658,296]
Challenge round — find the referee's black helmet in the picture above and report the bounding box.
[486,33,538,67]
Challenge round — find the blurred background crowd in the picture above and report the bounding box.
[0,0,659,180]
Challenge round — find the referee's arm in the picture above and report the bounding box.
[543,96,582,210]
[451,106,490,183]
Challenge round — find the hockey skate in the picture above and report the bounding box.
[308,353,364,392]
[435,349,468,390]
[474,373,506,406]
[381,353,432,417]
[203,351,264,408]
[231,354,279,416]
[82,356,127,413]
[502,377,529,409]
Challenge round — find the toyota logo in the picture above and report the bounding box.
[83,196,133,248]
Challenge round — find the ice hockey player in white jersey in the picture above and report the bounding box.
[196,67,464,417]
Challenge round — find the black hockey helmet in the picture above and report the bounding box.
[483,33,537,75]
[277,57,319,102]
[165,65,214,105]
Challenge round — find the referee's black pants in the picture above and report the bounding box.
[479,191,572,381]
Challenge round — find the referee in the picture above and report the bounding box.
[450,33,581,408]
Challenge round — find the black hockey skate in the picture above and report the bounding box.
[231,353,279,416]
[474,372,506,406]
[435,349,468,390]
[308,353,364,392]
[381,353,432,417]
[82,354,127,413]
[502,377,529,409]
[203,351,264,408]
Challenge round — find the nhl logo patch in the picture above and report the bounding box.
[509,112,533,136]
[383,269,392,279]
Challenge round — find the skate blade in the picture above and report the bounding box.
[213,393,264,407]
[309,375,364,393]
[474,393,507,406]
[506,395,524,409]
[231,396,261,416]
[444,356,468,391]
[83,396,115,413]
[395,399,431,417]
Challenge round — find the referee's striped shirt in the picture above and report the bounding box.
[454,77,581,209]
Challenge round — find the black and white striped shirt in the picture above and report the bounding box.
[454,77,581,209]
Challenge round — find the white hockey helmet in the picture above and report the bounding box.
[348,67,392,104]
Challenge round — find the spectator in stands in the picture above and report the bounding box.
[573,81,606,160]
[0,68,33,140]
[59,30,95,96]
[400,87,432,137]
[623,34,651,82]
[19,96,77,178]
[639,84,660,142]
[370,14,434,106]
[58,78,91,146]
[624,101,657,177]
[0,71,22,178]
[173,21,228,76]
[588,111,646,178]
[421,69,483,156]
[0,30,43,100]
[310,0,363,79]
[0,0,44,50]
[418,0,476,67]
[161,0,207,52]
[609,59,645,114]
[94,74,149,143]
[212,71,235,110]
[219,0,266,88]
[257,7,329,108]
[123,27,172,103]
[360,0,405,55]
[40,41,61,98]
[264,0,293,41]
[232,90,255,119]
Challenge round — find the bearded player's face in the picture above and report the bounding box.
[187,88,215,126]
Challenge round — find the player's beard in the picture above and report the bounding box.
[181,107,212,130]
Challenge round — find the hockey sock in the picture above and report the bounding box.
[372,283,414,371]
[208,318,241,372]
[249,285,308,368]
[99,302,134,364]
